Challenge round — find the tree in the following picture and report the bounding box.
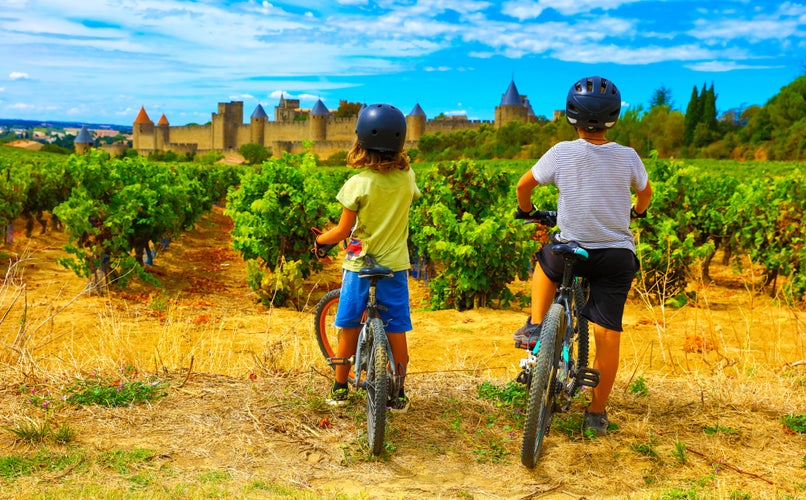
[683,86,700,146]
[239,143,271,165]
[334,100,364,118]
[650,84,674,109]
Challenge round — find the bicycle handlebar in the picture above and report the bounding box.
[521,210,557,227]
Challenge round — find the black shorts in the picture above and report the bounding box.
[537,245,639,332]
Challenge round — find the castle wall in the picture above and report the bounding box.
[168,125,212,150]
[425,119,492,135]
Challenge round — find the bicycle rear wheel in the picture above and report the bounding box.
[365,318,390,455]
[521,303,564,468]
[573,279,590,371]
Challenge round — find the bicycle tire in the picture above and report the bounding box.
[314,289,341,360]
[365,318,390,455]
[521,303,564,468]
[573,280,590,372]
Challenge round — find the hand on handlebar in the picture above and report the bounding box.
[630,207,648,219]
[311,227,337,259]
[515,205,557,226]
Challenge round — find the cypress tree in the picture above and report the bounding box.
[683,85,700,146]
[702,82,718,131]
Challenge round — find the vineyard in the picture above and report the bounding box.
[1,145,805,498]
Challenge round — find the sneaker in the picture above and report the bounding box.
[326,383,349,406]
[513,317,542,349]
[583,409,609,436]
[388,390,410,413]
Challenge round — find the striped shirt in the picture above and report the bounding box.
[531,139,649,253]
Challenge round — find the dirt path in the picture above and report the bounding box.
[1,208,804,499]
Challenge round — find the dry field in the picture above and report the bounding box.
[1,206,804,499]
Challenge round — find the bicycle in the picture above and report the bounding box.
[515,210,600,468]
[313,254,401,455]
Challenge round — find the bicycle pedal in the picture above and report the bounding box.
[327,356,352,366]
[576,368,600,388]
[514,340,536,350]
[515,371,531,385]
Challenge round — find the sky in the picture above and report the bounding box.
[1,0,804,128]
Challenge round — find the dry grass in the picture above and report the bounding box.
[0,209,804,499]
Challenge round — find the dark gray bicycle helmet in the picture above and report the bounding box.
[566,76,621,131]
[355,103,406,152]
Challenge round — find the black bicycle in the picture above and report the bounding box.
[313,255,401,455]
[516,211,600,468]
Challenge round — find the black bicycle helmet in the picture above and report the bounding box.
[565,76,621,131]
[355,103,406,152]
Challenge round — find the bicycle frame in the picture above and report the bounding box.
[352,275,397,391]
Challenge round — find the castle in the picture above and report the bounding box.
[132,80,539,158]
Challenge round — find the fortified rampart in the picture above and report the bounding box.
[132,80,540,158]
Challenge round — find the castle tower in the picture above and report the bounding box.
[406,103,427,142]
[309,99,329,141]
[212,101,243,150]
[156,114,169,150]
[275,93,301,122]
[495,80,529,128]
[74,125,93,154]
[250,104,268,145]
[133,106,155,151]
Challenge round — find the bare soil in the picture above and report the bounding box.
[1,207,804,499]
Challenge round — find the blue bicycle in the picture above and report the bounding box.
[516,211,600,468]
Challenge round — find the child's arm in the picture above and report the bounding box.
[316,207,357,245]
[633,180,652,216]
[515,169,540,215]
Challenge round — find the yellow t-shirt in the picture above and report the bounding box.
[336,168,421,272]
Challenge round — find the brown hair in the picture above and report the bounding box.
[346,141,410,172]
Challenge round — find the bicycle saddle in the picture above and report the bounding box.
[550,241,589,259]
[358,254,394,278]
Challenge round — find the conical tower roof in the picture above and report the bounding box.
[251,104,268,119]
[157,114,169,126]
[409,103,426,117]
[501,80,522,106]
[311,99,329,115]
[134,106,154,125]
[75,125,93,144]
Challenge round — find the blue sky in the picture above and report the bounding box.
[1,0,804,127]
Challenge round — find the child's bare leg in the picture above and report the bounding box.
[589,324,621,413]
[530,264,556,324]
[335,327,360,384]
[387,332,408,388]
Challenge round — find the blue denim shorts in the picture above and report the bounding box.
[334,269,413,333]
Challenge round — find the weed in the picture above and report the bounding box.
[657,487,700,499]
[197,470,232,483]
[477,380,526,407]
[4,417,51,444]
[471,437,509,464]
[98,449,156,475]
[630,432,660,458]
[0,449,84,478]
[52,422,77,445]
[703,424,738,435]
[729,491,752,499]
[629,376,649,397]
[553,412,585,438]
[64,373,168,407]
[672,440,687,464]
[781,413,806,433]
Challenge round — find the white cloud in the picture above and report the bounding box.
[9,72,30,80]
[501,0,641,20]
[685,60,783,72]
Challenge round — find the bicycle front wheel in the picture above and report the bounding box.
[365,318,390,455]
[314,289,341,361]
[521,303,564,468]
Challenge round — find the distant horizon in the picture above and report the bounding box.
[2,1,804,126]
